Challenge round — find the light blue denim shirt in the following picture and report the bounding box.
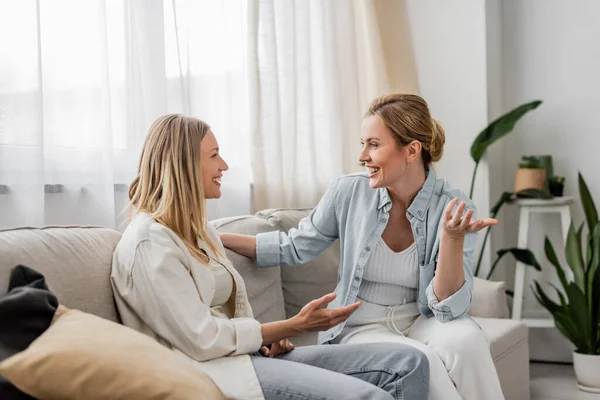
[256,171,477,344]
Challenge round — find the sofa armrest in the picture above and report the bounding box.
[468,277,510,318]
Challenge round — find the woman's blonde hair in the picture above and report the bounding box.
[128,114,221,262]
[366,93,445,166]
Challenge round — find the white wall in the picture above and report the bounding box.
[405,0,492,272]
[499,0,600,362]
[404,0,600,362]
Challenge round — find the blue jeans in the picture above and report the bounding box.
[251,342,429,400]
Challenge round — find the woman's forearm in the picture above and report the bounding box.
[220,233,257,259]
[261,319,301,345]
[433,231,465,301]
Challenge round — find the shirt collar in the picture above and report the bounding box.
[377,169,436,221]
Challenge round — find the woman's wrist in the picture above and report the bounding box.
[261,318,303,345]
[441,228,466,242]
[286,316,305,335]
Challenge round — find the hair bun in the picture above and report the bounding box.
[429,118,445,162]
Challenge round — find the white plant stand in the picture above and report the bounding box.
[511,196,574,328]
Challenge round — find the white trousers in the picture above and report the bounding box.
[338,313,505,400]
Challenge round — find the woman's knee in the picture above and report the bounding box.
[435,319,489,358]
[375,343,430,385]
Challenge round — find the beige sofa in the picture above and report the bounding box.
[0,208,530,399]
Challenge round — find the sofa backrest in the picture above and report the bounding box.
[256,209,339,319]
[0,226,122,323]
[0,211,506,339]
[210,216,286,323]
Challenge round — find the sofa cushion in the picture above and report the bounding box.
[211,216,286,323]
[256,208,339,319]
[0,306,224,400]
[472,317,528,362]
[0,226,122,323]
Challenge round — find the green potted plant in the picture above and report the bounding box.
[532,173,600,392]
[515,155,546,193]
[549,176,566,197]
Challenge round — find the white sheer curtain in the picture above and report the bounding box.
[0,0,251,231]
[246,0,416,210]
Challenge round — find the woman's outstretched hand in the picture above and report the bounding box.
[261,293,361,347]
[290,293,361,333]
[443,198,498,239]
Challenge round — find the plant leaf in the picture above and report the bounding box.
[554,309,586,352]
[566,223,586,291]
[470,100,542,163]
[487,248,541,280]
[532,281,561,314]
[565,282,591,352]
[544,236,568,291]
[515,188,553,199]
[589,223,600,295]
[490,192,514,217]
[579,172,598,230]
[497,248,542,270]
[588,223,600,351]
[549,282,567,306]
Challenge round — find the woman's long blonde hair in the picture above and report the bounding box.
[128,114,221,262]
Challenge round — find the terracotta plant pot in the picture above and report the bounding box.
[573,352,600,392]
[514,168,546,193]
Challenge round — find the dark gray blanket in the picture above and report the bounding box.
[0,265,59,400]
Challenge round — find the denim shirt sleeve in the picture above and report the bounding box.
[256,179,339,267]
[425,209,476,323]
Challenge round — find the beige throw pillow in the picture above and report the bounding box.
[0,306,225,400]
[468,277,510,318]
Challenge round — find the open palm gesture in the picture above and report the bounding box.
[443,198,498,239]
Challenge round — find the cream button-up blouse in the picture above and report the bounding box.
[111,212,265,399]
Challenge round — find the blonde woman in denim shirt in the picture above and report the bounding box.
[221,94,505,400]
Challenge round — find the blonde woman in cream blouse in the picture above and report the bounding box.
[111,114,430,400]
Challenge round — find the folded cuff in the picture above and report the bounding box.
[426,279,471,323]
[256,231,281,267]
[231,317,263,355]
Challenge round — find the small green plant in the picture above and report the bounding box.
[549,176,566,197]
[532,173,600,355]
[519,155,545,169]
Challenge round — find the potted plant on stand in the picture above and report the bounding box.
[549,176,566,197]
[514,155,547,193]
[532,173,600,392]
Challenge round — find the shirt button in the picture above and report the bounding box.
[417,211,423,217]
[354,276,360,282]
[380,217,386,223]
[365,247,371,252]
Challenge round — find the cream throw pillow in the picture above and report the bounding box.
[468,277,510,318]
[0,306,225,400]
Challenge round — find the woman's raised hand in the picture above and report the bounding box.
[442,198,498,239]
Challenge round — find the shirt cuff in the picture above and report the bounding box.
[426,278,471,323]
[231,317,262,355]
[256,231,281,267]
